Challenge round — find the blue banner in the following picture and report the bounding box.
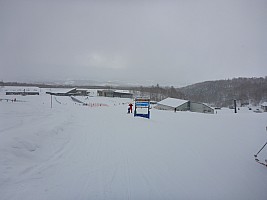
[135,102,150,107]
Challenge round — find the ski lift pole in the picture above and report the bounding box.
[51,94,53,109]
[234,99,237,113]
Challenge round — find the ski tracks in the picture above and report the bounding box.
[122,155,132,200]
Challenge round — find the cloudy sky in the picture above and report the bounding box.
[0,0,266,86]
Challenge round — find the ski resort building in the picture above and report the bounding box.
[46,88,89,96]
[261,102,267,112]
[97,90,133,98]
[155,98,189,111]
[5,87,40,95]
[155,97,214,114]
[6,91,39,95]
[190,102,215,114]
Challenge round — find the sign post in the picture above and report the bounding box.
[134,97,150,119]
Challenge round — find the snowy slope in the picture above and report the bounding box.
[0,87,267,200]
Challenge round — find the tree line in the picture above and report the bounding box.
[2,77,267,107]
[177,77,267,107]
[130,77,267,107]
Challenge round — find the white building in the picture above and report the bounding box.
[190,102,214,114]
[261,102,267,112]
[155,97,214,114]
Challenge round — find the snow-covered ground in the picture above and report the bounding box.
[0,86,267,200]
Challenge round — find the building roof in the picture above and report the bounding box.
[114,90,132,94]
[157,98,188,108]
[261,102,267,107]
[47,88,76,94]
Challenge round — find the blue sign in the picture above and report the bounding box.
[134,112,150,119]
[134,98,150,119]
[135,102,150,107]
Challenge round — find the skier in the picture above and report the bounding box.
[128,103,133,113]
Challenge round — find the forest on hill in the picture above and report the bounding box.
[177,77,267,107]
[133,77,267,107]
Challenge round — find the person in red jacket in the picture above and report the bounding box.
[128,103,133,113]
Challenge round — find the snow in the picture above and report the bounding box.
[1,86,267,200]
[157,97,188,108]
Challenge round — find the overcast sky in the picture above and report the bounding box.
[0,0,266,86]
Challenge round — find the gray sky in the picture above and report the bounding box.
[0,0,266,86]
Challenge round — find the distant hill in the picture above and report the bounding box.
[177,77,267,107]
